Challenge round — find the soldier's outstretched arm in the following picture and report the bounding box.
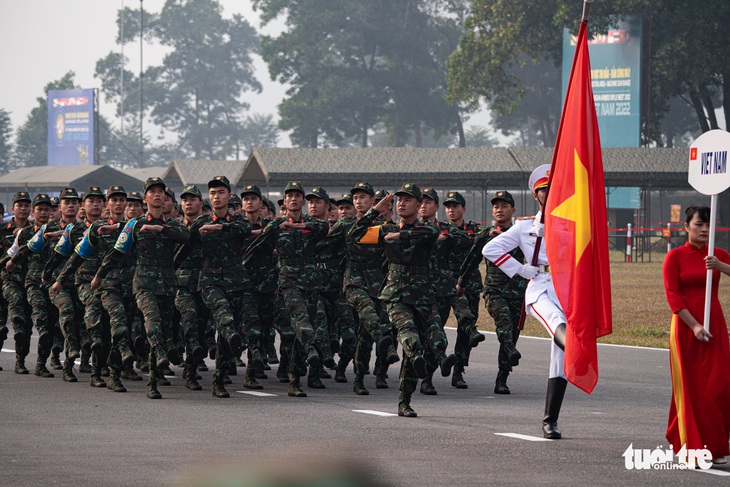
[161,218,191,243]
[243,218,281,264]
[483,224,524,278]
[458,229,489,287]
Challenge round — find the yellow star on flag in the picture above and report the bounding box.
[550,149,591,265]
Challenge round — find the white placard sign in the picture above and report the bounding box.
[688,129,730,195]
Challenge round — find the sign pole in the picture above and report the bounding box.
[703,193,718,333]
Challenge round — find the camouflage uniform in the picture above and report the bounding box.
[245,181,330,396]
[97,177,190,399]
[173,185,210,391]
[0,201,33,374]
[177,186,260,398]
[459,191,526,392]
[350,184,456,416]
[10,195,60,377]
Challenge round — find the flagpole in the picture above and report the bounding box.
[703,193,717,334]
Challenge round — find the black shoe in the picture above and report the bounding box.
[35,364,55,378]
[50,355,63,370]
[185,376,203,391]
[322,355,336,369]
[244,376,264,390]
[15,360,29,375]
[255,369,268,379]
[334,365,348,383]
[505,343,522,367]
[494,382,510,394]
[452,371,468,389]
[90,374,106,387]
[263,362,272,371]
[134,336,147,356]
[375,375,389,389]
[197,362,209,372]
[249,349,265,371]
[412,355,428,379]
[147,384,162,399]
[398,396,417,418]
[319,368,332,379]
[307,376,326,389]
[267,349,279,365]
[62,368,77,383]
[79,360,93,374]
[107,375,127,393]
[162,366,175,376]
[543,377,567,439]
[306,348,320,368]
[101,366,110,377]
[353,380,369,396]
[121,365,142,381]
[543,420,561,439]
[0,326,7,341]
[157,376,172,386]
[166,348,182,366]
[288,380,307,397]
[440,354,457,377]
[222,374,232,385]
[420,379,437,395]
[235,357,246,367]
[469,330,486,348]
[212,383,230,398]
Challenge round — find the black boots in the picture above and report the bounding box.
[542,377,567,439]
[398,392,417,417]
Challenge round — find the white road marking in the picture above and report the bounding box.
[352,409,398,417]
[236,391,277,397]
[1,348,14,353]
[494,433,552,442]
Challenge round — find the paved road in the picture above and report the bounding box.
[1,328,728,486]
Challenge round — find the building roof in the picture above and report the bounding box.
[163,160,246,193]
[239,147,691,190]
[0,165,146,193]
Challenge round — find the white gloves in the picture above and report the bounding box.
[533,222,544,238]
[517,264,539,279]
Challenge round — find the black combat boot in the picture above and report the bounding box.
[89,363,106,387]
[307,365,325,389]
[494,370,510,394]
[212,369,230,398]
[107,370,127,393]
[34,361,55,378]
[503,341,521,367]
[419,377,437,395]
[147,373,162,399]
[62,357,77,382]
[121,364,142,381]
[542,377,568,439]
[50,349,63,370]
[183,363,202,390]
[15,354,29,375]
[468,328,486,348]
[353,373,369,396]
[452,366,468,389]
[439,353,458,377]
[398,392,417,417]
[375,374,388,389]
[243,366,263,390]
[79,350,92,374]
[334,358,349,383]
[288,375,307,397]
[266,342,279,365]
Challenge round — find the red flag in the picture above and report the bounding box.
[544,21,612,394]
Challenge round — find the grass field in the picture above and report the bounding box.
[466,256,730,350]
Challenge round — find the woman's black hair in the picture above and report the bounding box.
[685,206,710,225]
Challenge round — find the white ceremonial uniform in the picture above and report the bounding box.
[482,211,566,379]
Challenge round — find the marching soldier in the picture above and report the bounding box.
[245,181,330,397]
[95,177,190,399]
[458,190,525,394]
[351,185,457,417]
[0,192,32,373]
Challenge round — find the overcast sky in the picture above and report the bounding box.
[0,0,495,150]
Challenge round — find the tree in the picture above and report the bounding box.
[254,0,471,148]
[96,0,264,160]
[14,71,77,168]
[465,125,497,148]
[0,108,12,173]
[447,0,729,146]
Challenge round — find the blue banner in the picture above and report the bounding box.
[47,88,95,165]
[562,17,642,148]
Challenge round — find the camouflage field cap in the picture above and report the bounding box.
[208,175,231,192]
[127,191,143,202]
[12,191,31,204]
[59,187,80,201]
[351,181,374,197]
[83,186,106,201]
[335,193,354,205]
[374,189,390,202]
[202,199,212,210]
[277,199,284,207]
[144,177,166,193]
[266,199,276,213]
[228,194,242,207]
[491,190,515,207]
[164,187,176,202]
[395,183,423,202]
[107,185,127,198]
[284,181,305,196]
[241,184,262,199]
[305,186,329,201]
[180,184,202,199]
[421,187,439,204]
[32,193,52,208]
[444,191,467,207]
[49,196,60,207]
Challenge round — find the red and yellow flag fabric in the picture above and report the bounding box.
[545,21,612,394]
